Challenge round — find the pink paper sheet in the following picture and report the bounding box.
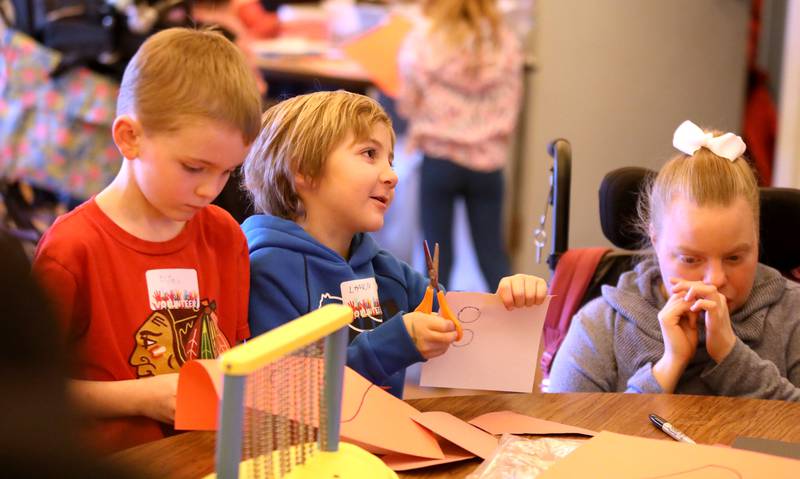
[382,440,475,471]
[469,410,597,437]
[540,431,800,478]
[381,411,500,471]
[412,411,499,459]
[420,293,550,392]
[340,367,443,459]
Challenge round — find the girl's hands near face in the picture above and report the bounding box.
[657,290,700,367]
[653,289,699,392]
[669,278,736,364]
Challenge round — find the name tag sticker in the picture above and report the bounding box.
[146,268,200,311]
[340,277,382,320]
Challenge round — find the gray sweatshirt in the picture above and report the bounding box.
[549,258,800,401]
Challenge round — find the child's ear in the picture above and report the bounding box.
[112,115,142,160]
[294,171,313,192]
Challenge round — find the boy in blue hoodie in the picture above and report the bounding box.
[242,90,547,397]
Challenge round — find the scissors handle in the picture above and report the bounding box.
[414,286,434,314]
[414,287,463,341]
[437,291,462,341]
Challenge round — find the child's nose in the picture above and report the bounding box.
[704,260,726,288]
[195,178,222,201]
[381,165,398,187]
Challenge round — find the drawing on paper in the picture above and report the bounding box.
[452,306,481,347]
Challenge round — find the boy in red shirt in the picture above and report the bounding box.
[33,28,262,453]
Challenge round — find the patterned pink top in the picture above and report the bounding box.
[397,22,523,172]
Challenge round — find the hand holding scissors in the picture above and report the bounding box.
[414,241,462,341]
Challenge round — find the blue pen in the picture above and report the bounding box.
[649,414,696,444]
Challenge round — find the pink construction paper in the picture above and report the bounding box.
[382,439,475,471]
[340,367,443,459]
[540,431,800,478]
[420,293,551,392]
[411,411,498,459]
[469,410,597,437]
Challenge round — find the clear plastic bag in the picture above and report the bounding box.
[467,434,585,479]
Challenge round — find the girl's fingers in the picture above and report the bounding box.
[679,311,698,331]
[688,310,699,328]
[511,277,525,308]
[535,278,548,305]
[523,275,538,307]
[690,298,718,314]
[670,280,720,305]
[660,295,690,326]
[497,278,514,310]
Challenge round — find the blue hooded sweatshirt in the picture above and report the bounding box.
[242,214,428,397]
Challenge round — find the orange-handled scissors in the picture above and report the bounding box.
[414,241,462,341]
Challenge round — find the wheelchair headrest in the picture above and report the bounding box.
[598,167,800,273]
[759,187,800,272]
[599,167,655,250]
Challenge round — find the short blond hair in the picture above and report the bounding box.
[117,27,262,143]
[243,90,395,219]
[639,133,760,242]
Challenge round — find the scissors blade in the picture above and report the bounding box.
[432,243,440,290]
[422,241,435,286]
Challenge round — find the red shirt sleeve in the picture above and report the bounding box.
[32,249,83,341]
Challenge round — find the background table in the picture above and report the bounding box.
[257,54,372,92]
[112,392,800,478]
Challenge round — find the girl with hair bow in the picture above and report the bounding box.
[549,120,800,401]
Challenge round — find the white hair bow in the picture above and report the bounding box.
[672,120,746,161]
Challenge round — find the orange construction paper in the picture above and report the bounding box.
[411,411,498,459]
[382,439,475,471]
[469,410,597,437]
[175,359,222,430]
[174,358,443,460]
[341,14,413,97]
[540,431,800,478]
[340,367,443,460]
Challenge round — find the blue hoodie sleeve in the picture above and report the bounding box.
[346,253,428,389]
[248,248,307,337]
[347,313,424,388]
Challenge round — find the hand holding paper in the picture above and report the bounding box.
[496,274,549,309]
[420,292,550,392]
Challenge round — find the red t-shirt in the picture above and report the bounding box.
[33,199,250,453]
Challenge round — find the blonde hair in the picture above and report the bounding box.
[117,27,262,143]
[243,90,395,220]
[423,0,502,54]
[638,138,760,243]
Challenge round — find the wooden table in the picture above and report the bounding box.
[112,392,800,478]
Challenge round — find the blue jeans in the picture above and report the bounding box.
[419,156,510,290]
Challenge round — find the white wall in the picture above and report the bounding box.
[774,0,800,188]
[513,0,750,277]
